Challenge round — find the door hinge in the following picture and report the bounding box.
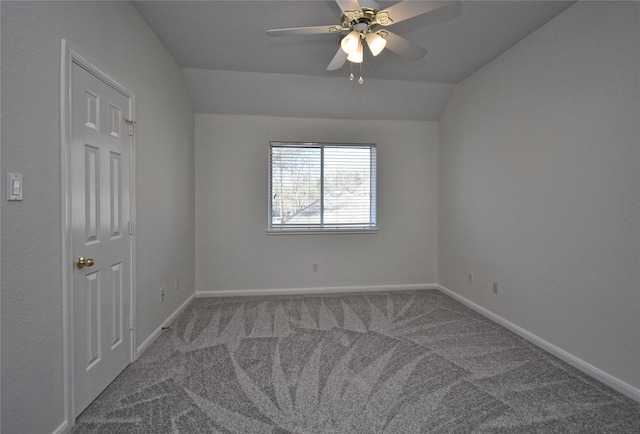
[124,118,136,136]
[129,317,135,330]
[128,221,134,235]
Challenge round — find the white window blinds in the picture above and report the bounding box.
[269,142,377,231]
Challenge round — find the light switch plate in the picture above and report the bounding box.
[7,172,23,201]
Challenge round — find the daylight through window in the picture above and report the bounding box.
[269,142,377,232]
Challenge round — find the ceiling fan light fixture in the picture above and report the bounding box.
[347,41,364,63]
[340,30,360,55]
[366,32,386,56]
[267,0,442,75]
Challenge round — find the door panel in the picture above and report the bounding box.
[110,152,121,238]
[71,61,132,417]
[84,144,99,243]
[110,262,123,350]
[85,270,101,369]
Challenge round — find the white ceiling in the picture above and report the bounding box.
[133,0,574,120]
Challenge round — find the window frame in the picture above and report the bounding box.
[267,141,378,234]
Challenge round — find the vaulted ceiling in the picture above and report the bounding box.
[133,1,574,120]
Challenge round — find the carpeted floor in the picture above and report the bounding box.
[73,290,639,433]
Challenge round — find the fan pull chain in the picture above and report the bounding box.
[346,41,364,84]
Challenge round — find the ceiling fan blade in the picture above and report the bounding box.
[327,48,348,70]
[382,31,428,60]
[335,0,363,21]
[267,25,343,37]
[376,1,448,26]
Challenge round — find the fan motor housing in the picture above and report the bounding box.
[341,7,380,31]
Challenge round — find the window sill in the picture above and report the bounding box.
[266,228,378,235]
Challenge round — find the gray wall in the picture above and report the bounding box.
[195,115,438,293]
[438,2,639,390]
[1,2,195,432]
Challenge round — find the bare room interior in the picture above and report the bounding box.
[1,1,638,433]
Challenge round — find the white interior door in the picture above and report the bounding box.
[71,60,132,417]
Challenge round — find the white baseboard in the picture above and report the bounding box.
[196,283,437,298]
[52,420,68,434]
[436,284,640,403]
[135,293,196,358]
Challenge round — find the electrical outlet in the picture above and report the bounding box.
[160,287,165,302]
[312,264,319,272]
[468,273,473,284]
[493,282,498,294]
[175,279,179,291]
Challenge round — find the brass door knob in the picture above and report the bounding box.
[76,256,95,269]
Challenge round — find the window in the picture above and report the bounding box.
[269,142,377,232]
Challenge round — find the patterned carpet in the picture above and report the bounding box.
[73,290,639,433]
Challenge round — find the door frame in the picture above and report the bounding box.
[60,39,136,429]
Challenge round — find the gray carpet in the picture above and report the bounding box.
[73,290,639,433]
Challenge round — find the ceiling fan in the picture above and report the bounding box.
[267,0,448,81]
